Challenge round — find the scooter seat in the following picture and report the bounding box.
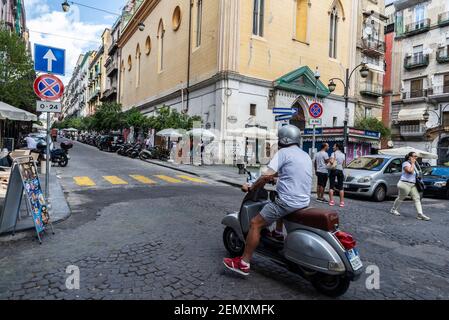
[285,208,339,232]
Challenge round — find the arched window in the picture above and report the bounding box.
[136,44,141,87]
[157,19,165,72]
[295,0,308,42]
[329,5,339,58]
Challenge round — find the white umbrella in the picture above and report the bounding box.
[156,128,185,138]
[379,146,438,160]
[233,127,277,139]
[64,128,78,132]
[187,128,216,139]
[0,101,37,121]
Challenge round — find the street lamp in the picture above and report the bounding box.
[327,63,370,153]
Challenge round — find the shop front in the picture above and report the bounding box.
[302,127,381,163]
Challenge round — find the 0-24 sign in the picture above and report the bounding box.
[36,101,62,113]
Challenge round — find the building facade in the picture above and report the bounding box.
[87,29,112,115]
[103,19,121,103]
[0,0,26,35]
[353,0,387,121]
[117,0,380,164]
[391,0,449,164]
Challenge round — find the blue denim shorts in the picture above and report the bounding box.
[260,197,302,225]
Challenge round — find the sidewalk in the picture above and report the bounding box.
[144,159,319,192]
[0,167,71,236]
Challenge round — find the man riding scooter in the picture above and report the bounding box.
[223,125,313,276]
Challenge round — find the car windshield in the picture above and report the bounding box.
[423,167,449,177]
[347,157,388,171]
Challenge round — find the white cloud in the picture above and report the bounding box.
[27,3,107,84]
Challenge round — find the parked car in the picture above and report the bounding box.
[344,155,423,202]
[422,166,449,199]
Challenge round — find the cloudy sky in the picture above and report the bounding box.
[25,0,125,84]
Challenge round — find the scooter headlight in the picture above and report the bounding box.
[328,261,345,272]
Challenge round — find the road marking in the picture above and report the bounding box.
[177,175,207,183]
[73,176,96,187]
[155,175,183,183]
[103,176,128,185]
[130,175,157,184]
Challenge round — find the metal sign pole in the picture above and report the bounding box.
[45,112,50,199]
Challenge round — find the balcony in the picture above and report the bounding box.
[403,19,431,37]
[428,85,449,103]
[436,47,449,64]
[399,123,426,137]
[402,89,428,100]
[101,87,118,101]
[438,12,449,27]
[404,54,429,70]
[360,82,383,97]
[89,89,100,102]
[359,39,385,56]
[106,59,118,76]
[108,41,118,56]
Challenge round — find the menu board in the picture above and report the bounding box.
[18,161,50,234]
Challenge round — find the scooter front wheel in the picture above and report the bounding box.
[311,273,350,297]
[223,227,244,257]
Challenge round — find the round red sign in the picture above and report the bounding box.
[33,74,64,101]
[309,102,323,119]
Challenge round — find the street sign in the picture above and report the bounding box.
[273,108,297,115]
[33,74,64,101]
[275,114,293,122]
[36,101,62,113]
[309,118,322,126]
[34,44,66,76]
[309,102,323,119]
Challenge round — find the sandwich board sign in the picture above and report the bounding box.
[0,157,53,242]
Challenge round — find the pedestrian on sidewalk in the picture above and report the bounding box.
[328,143,346,208]
[390,152,430,221]
[314,143,330,203]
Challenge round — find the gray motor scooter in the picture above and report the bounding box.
[222,170,364,297]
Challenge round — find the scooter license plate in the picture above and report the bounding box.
[346,248,363,271]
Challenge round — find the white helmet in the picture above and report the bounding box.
[278,125,301,147]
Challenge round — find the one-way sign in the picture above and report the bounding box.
[34,44,65,76]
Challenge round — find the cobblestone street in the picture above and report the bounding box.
[0,142,448,300]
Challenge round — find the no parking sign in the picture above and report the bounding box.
[33,74,64,101]
[309,102,323,119]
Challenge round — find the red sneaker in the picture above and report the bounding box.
[223,257,250,276]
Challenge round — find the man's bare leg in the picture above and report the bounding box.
[275,219,284,233]
[242,214,267,263]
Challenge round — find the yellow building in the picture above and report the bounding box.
[118,0,376,163]
[87,28,112,115]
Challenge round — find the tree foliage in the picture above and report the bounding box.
[52,104,202,133]
[355,117,391,139]
[0,30,35,113]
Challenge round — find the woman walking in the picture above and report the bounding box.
[390,152,430,221]
[328,143,346,208]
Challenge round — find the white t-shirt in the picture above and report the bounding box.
[267,145,312,209]
[25,137,37,150]
[331,150,346,171]
[315,150,330,174]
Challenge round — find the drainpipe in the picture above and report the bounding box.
[186,0,193,113]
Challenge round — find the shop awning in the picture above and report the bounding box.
[0,101,37,122]
[397,107,426,122]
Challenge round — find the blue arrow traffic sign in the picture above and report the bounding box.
[34,44,66,76]
[273,108,297,115]
[275,114,293,122]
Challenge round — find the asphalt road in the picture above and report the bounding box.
[0,139,448,300]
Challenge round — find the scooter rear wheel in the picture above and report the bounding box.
[311,273,350,297]
[223,227,244,257]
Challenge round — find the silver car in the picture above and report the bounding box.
[344,155,422,202]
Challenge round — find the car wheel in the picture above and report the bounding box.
[373,185,386,202]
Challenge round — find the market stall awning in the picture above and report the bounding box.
[379,146,438,159]
[0,101,37,122]
[397,107,426,122]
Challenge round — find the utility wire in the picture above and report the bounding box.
[28,30,100,44]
